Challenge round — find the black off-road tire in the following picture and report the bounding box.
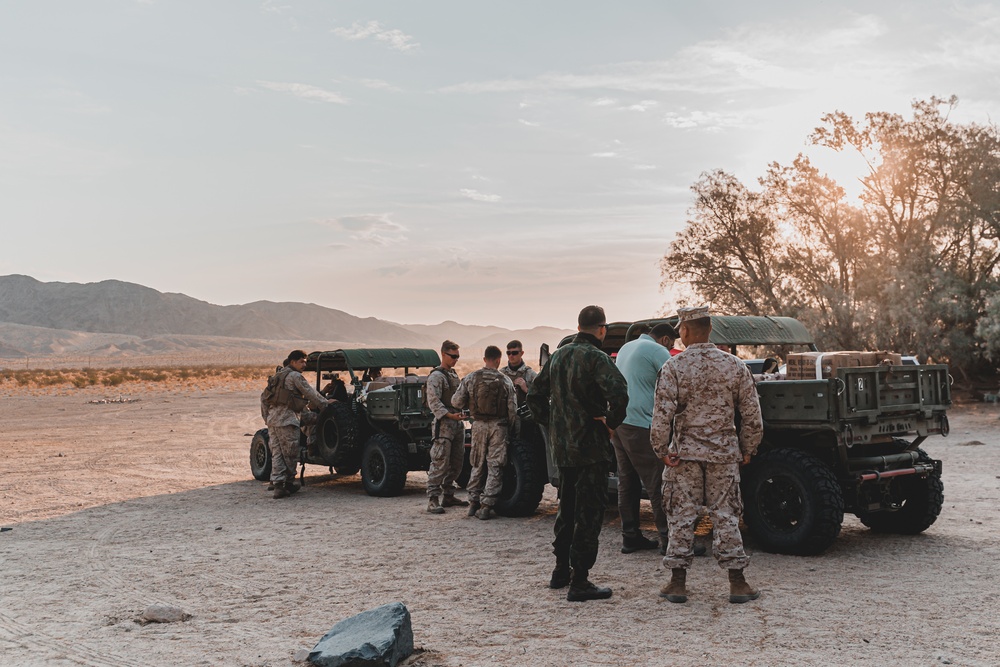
[742,448,844,556]
[250,429,272,481]
[314,402,359,468]
[494,437,547,517]
[456,445,472,488]
[360,433,409,497]
[858,449,944,534]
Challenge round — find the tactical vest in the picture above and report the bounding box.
[502,363,532,405]
[426,366,459,413]
[263,368,309,412]
[470,368,507,420]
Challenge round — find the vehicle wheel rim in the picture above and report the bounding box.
[254,443,267,468]
[757,475,805,533]
[366,451,385,483]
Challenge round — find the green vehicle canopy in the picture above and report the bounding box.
[305,348,441,374]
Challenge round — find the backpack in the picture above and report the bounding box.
[263,368,309,412]
[471,369,507,420]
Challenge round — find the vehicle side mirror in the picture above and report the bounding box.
[539,343,550,368]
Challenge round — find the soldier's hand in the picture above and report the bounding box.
[514,378,528,392]
[741,453,752,466]
[594,416,613,439]
[447,412,464,421]
[663,453,681,467]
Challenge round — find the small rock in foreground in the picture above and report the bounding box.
[309,602,413,667]
[140,604,190,624]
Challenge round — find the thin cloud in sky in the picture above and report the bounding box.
[518,119,540,127]
[593,97,618,106]
[357,78,402,92]
[326,214,408,245]
[662,109,749,131]
[460,189,501,202]
[257,81,348,104]
[591,152,618,158]
[332,20,419,52]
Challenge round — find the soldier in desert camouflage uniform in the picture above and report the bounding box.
[500,339,538,407]
[451,345,518,520]
[260,350,330,499]
[425,340,469,514]
[527,305,629,602]
[650,307,764,604]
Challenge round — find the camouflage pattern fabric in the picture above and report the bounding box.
[267,424,301,484]
[261,369,330,428]
[501,362,538,406]
[525,332,629,467]
[451,367,518,423]
[465,420,509,507]
[612,424,669,544]
[425,366,460,420]
[553,461,609,573]
[426,419,465,499]
[649,342,763,463]
[662,460,749,570]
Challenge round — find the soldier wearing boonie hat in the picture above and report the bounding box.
[650,306,765,604]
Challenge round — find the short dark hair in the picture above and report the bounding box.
[630,323,651,337]
[650,323,678,339]
[441,340,459,353]
[484,345,502,360]
[288,349,307,362]
[578,305,607,328]
[506,339,523,350]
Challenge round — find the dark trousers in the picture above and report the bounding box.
[553,461,608,575]
[611,423,669,545]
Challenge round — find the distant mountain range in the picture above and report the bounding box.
[0,275,573,361]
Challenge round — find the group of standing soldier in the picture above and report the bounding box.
[527,305,763,604]
[424,339,536,520]
[259,304,764,605]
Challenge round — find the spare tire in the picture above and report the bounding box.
[314,401,360,468]
[249,429,272,481]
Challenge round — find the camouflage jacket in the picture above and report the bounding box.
[261,369,330,428]
[425,366,461,421]
[526,332,629,467]
[501,362,538,405]
[452,367,518,423]
[649,343,763,463]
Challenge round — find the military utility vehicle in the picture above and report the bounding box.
[249,348,544,515]
[536,316,949,555]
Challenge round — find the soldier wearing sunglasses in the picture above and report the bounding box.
[500,340,538,407]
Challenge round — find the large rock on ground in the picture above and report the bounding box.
[309,602,413,667]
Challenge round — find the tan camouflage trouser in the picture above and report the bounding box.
[663,460,749,570]
[427,418,466,498]
[268,424,301,484]
[467,420,509,507]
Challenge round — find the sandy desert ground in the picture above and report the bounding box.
[1,385,999,667]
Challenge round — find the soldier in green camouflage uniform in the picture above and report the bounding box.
[260,350,330,499]
[650,307,764,604]
[527,305,628,602]
[425,340,469,514]
[451,345,518,520]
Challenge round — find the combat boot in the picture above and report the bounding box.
[286,479,300,495]
[266,482,275,491]
[467,501,481,517]
[621,533,658,554]
[549,564,571,590]
[728,569,760,603]
[566,571,613,602]
[659,568,687,603]
[475,505,495,520]
[272,482,290,500]
[442,495,469,508]
[426,496,445,514]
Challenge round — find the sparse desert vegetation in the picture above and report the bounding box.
[0,364,273,395]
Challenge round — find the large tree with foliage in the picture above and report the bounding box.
[662,97,1000,377]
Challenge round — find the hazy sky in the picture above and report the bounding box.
[2,1,998,330]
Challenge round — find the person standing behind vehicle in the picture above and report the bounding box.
[451,345,517,520]
[612,322,678,555]
[500,340,537,407]
[260,350,330,499]
[651,307,763,604]
[527,305,629,602]
[425,340,469,514]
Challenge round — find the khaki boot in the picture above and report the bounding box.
[272,482,290,499]
[659,568,687,603]
[728,569,760,603]
[286,479,300,495]
[442,495,469,508]
[426,496,445,514]
[467,501,481,517]
[475,505,495,520]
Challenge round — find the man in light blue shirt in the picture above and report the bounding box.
[612,322,677,554]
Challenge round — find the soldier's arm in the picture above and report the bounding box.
[426,372,452,420]
[594,356,629,429]
[291,373,330,411]
[735,364,764,461]
[650,364,678,462]
[503,376,518,424]
[524,367,538,387]
[525,363,551,426]
[451,375,470,410]
[260,392,269,422]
